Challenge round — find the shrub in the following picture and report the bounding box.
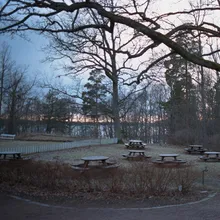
[0,161,199,198]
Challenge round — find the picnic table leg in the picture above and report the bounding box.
[3,154,6,159]
[13,154,16,159]
[161,156,164,161]
[83,161,89,168]
[174,156,177,161]
[101,159,107,165]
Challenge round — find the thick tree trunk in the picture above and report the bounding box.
[198,34,208,146]
[8,95,16,134]
[200,66,208,145]
[0,68,4,116]
[112,79,121,142]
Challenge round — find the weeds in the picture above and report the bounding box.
[0,160,199,198]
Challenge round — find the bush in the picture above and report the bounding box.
[0,161,199,198]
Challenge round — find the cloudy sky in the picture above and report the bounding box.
[0,0,215,85]
[0,32,56,78]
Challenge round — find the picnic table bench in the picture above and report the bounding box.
[0,151,22,160]
[200,152,220,162]
[122,150,151,160]
[0,134,16,140]
[185,145,206,154]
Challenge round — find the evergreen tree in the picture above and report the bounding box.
[163,32,199,137]
[82,70,110,137]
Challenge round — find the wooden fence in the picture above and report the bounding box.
[0,138,118,154]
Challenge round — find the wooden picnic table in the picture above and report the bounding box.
[128,150,145,156]
[125,140,146,149]
[189,145,203,149]
[122,150,151,160]
[81,156,109,168]
[0,134,16,140]
[185,145,206,154]
[72,155,119,171]
[153,153,186,165]
[0,151,22,160]
[159,154,179,161]
[200,152,220,161]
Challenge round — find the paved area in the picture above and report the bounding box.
[1,192,220,220]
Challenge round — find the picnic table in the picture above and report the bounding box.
[0,151,22,160]
[122,150,151,160]
[124,140,146,149]
[0,134,16,140]
[72,155,119,171]
[185,145,206,154]
[200,152,220,162]
[159,154,179,161]
[153,153,186,165]
[81,156,109,168]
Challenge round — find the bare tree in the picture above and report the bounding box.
[0,0,220,72]
[1,0,220,139]
[0,42,14,116]
[6,66,36,134]
[43,1,155,140]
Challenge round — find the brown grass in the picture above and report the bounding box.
[0,160,199,198]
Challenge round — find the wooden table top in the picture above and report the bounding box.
[81,156,109,161]
[129,150,145,153]
[204,152,220,155]
[0,152,21,154]
[159,154,179,157]
[129,140,142,143]
[189,145,203,148]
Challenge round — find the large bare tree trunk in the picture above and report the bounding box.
[112,75,121,142]
[0,43,11,116]
[8,92,16,134]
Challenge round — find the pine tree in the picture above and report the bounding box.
[82,70,110,137]
[163,32,199,137]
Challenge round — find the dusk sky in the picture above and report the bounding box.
[0,0,217,87]
[0,32,62,82]
[0,0,186,77]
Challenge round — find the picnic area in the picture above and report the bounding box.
[1,137,220,206]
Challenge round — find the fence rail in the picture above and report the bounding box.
[0,138,118,154]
